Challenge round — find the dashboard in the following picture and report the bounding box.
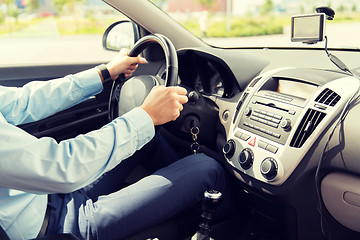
[175,48,360,187]
[168,47,360,239]
[177,49,237,98]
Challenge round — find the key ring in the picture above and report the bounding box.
[190,126,199,135]
[191,142,200,154]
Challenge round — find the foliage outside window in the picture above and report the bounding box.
[150,0,360,49]
[0,0,124,36]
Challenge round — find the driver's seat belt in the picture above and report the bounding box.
[0,224,10,240]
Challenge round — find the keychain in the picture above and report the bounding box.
[190,126,200,154]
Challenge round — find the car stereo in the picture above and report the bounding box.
[223,68,359,185]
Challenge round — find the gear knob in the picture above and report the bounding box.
[192,190,223,240]
[201,190,223,220]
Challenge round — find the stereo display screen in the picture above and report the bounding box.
[260,78,318,100]
[277,79,317,100]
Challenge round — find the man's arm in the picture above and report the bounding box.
[0,49,146,126]
[0,69,103,125]
[0,107,154,193]
[0,85,188,194]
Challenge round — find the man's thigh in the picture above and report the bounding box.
[87,154,226,240]
[83,133,180,200]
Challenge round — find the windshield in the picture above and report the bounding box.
[150,0,360,50]
[0,0,124,65]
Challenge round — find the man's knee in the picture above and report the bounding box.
[183,153,224,171]
[181,154,226,188]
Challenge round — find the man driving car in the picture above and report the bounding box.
[0,49,228,239]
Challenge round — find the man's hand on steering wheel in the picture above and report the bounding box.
[140,86,188,126]
[105,48,148,82]
[102,46,187,126]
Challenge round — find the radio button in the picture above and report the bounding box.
[235,131,242,138]
[240,133,251,141]
[250,116,259,122]
[259,119,268,124]
[266,144,278,154]
[266,112,274,117]
[288,110,296,115]
[271,133,281,138]
[258,140,268,149]
[260,110,267,115]
[259,127,266,133]
[266,130,273,135]
[267,122,279,128]
[273,114,282,120]
[265,116,273,121]
[271,118,281,124]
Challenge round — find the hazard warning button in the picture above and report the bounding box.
[248,137,256,147]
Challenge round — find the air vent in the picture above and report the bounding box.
[240,92,249,104]
[315,88,341,106]
[233,92,249,123]
[290,109,326,148]
[248,77,261,88]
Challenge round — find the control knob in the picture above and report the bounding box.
[244,108,252,116]
[260,157,278,180]
[223,140,236,159]
[239,148,254,170]
[280,118,291,131]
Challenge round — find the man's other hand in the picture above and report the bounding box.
[106,48,147,80]
[140,86,188,126]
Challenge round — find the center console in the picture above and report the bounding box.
[223,68,359,185]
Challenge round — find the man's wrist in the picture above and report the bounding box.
[96,64,112,85]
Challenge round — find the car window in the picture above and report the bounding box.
[149,0,360,50]
[0,0,126,65]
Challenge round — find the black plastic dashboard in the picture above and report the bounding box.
[177,48,270,96]
[163,46,360,239]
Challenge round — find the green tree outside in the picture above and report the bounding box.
[25,0,41,13]
[195,0,215,9]
[261,0,273,15]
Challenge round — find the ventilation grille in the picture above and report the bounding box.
[248,77,261,88]
[290,109,326,148]
[315,88,341,106]
[240,92,249,104]
[233,92,249,123]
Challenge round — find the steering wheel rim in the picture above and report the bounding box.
[108,34,178,121]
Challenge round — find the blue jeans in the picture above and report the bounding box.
[45,134,229,239]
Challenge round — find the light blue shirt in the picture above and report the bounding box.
[0,68,155,239]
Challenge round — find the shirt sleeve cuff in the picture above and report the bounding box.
[121,107,155,148]
[73,68,104,98]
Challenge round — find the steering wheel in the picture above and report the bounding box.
[108,34,178,121]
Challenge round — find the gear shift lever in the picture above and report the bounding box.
[192,190,223,240]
